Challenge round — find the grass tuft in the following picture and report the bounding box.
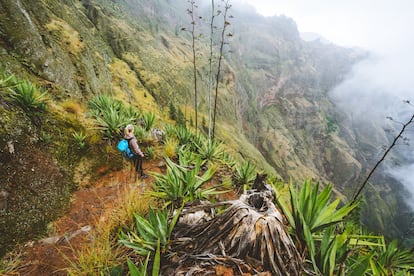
[67,184,152,275]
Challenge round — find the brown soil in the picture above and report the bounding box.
[13,160,160,276]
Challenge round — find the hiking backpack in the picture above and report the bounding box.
[117,139,135,159]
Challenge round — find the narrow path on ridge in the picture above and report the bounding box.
[14,160,161,276]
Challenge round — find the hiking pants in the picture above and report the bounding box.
[133,155,144,176]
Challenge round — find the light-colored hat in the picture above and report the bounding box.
[124,124,134,137]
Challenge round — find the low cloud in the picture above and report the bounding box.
[329,8,414,210]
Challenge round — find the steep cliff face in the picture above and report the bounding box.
[0,0,408,253]
[0,0,113,97]
[225,11,365,190]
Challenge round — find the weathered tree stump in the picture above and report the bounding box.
[168,180,303,275]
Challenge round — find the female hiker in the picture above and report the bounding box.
[124,124,148,179]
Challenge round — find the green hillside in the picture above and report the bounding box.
[1,0,413,274]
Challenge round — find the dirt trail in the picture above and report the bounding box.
[14,161,160,276]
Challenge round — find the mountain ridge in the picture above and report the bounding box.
[1,0,412,255]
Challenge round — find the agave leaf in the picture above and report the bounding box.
[347,253,372,276]
[155,211,168,245]
[119,239,152,256]
[328,238,338,275]
[369,258,384,275]
[275,194,295,229]
[141,252,150,276]
[168,206,183,236]
[152,239,161,276]
[127,258,140,276]
[135,214,157,240]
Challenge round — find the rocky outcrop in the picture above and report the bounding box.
[0,0,113,97]
[0,106,74,256]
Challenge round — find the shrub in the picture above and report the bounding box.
[62,100,82,115]
[163,138,178,159]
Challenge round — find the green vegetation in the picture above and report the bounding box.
[274,180,414,275]
[276,181,358,270]
[148,157,219,208]
[9,80,48,112]
[119,207,181,256]
[0,251,22,276]
[88,95,138,139]
[0,72,48,128]
[0,71,16,91]
[2,64,412,274]
[196,138,224,163]
[234,161,257,189]
[127,254,150,276]
[1,0,414,274]
[141,111,156,131]
[325,115,338,135]
[145,146,155,160]
[113,140,414,274]
[72,130,87,149]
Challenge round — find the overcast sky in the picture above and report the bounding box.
[238,0,414,50]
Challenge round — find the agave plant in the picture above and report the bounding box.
[219,151,236,168]
[88,94,122,114]
[234,161,257,189]
[119,208,180,256]
[134,125,147,141]
[126,249,161,276]
[196,138,224,163]
[91,106,130,139]
[141,112,156,132]
[163,137,179,159]
[177,145,200,167]
[163,124,175,140]
[370,239,414,274]
[72,130,87,149]
[8,80,48,112]
[39,131,52,143]
[275,180,359,272]
[313,223,353,275]
[148,157,220,208]
[120,208,179,276]
[88,95,137,139]
[174,126,195,147]
[0,71,17,93]
[145,146,155,160]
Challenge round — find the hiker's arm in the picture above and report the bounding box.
[130,138,144,157]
